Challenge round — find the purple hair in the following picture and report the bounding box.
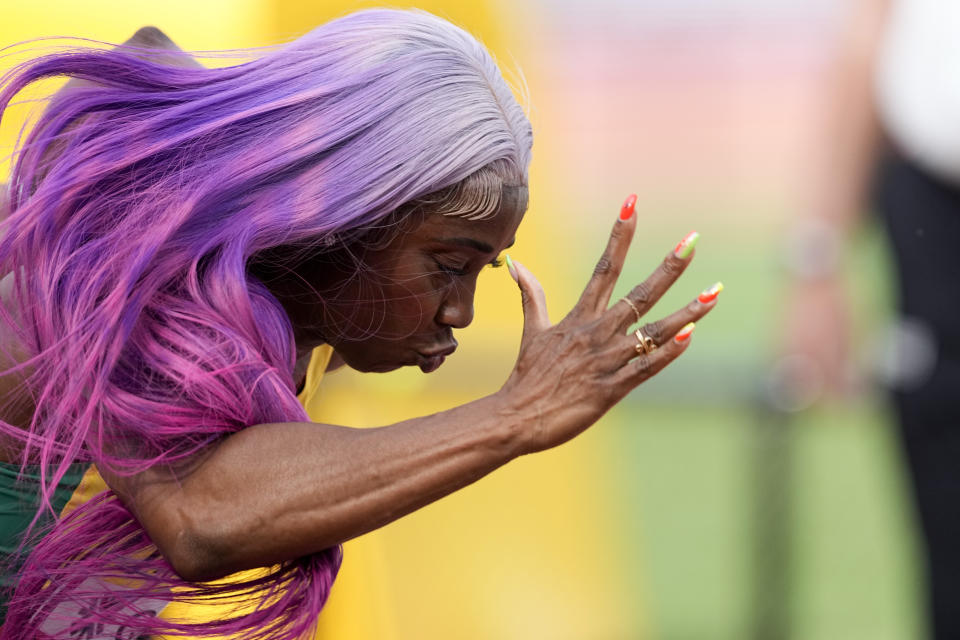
[0,8,531,638]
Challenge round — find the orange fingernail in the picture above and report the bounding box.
[698,282,724,304]
[674,231,699,258]
[619,194,638,220]
[674,322,695,343]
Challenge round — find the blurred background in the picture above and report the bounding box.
[1,0,923,638]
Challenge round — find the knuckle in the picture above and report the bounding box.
[599,378,621,404]
[661,256,684,277]
[587,323,610,348]
[554,328,577,350]
[592,256,617,278]
[572,328,594,349]
[630,281,654,307]
[633,354,653,377]
[557,324,600,354]
[642,320,665,344]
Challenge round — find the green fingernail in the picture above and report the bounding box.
[673,231,699,259]
[505,254,518,282]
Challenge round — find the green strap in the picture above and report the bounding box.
[0,461,88,623]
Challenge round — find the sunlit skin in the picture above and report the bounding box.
[0,28,723,584]
[1,183,721,583]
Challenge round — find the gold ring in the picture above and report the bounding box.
[621,297,641,323]
[634,328,657,355]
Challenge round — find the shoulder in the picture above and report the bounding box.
[127,26,177,50]
[121,26,205,70]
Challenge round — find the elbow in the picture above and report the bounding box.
[163,527,224,583]
[155,510,233,583]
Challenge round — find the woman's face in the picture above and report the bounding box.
[282,187,527,373]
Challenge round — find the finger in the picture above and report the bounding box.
[574,194,638,317]
[607,230,699,329]
[613,322,696,391]
[618,281,722,339]
[506,255,550,342]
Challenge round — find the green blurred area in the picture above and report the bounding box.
[606,401,922,640]
[593,210,925,639]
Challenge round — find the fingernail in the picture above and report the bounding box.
[698,281,724,304]
[505,254,518,282]
[674,322,695,343]
[619,193,638,221]
[673,231,699,259]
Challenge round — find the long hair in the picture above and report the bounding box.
[0,9,532,638]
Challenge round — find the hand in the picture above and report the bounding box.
[777,277,858,406]
[498,197,721,455]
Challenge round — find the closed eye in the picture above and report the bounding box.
[435,260,468,277]
[431,251,506,276]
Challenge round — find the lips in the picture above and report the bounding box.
[416,342,457,373]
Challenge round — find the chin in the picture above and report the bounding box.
[350,360,404,374]
[356,360,441,374]
[340,349,438,374]
[357,364,401,374]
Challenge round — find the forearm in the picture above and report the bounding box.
[129,391,525,581]
[799,0,889,232]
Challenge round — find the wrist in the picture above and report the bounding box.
[488,387,536,459]
[782,219,845,281]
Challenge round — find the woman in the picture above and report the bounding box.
[0,9,719,639]
[783,0,960,635]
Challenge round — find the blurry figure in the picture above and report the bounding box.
[783,0,960,636]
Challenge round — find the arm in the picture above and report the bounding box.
[103,395,522,582]
[781,0,891,396]
[104,207,721,583]
[799,0,890,233]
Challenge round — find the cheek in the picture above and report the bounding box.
[345,272,443,340]
[383,278,449,328]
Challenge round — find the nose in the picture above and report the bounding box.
[436,282,475,329]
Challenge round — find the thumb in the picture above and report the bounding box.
[506,255,550,341]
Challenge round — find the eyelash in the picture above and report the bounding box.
[435,261,468,277]
[434,256,503,277]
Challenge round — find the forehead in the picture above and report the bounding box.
[401,185,528,250]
